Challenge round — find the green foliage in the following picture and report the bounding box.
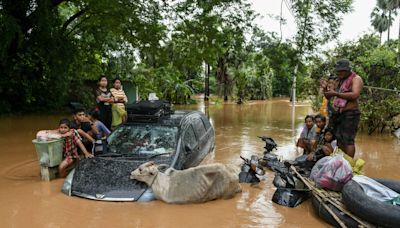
[0,0,366,115]
[0,0,257,113]
[288,0,353,54]
[231,51,274,102]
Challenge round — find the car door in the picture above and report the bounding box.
[187,115,208,166]
[181,122,199,168]
[200,115,215,153]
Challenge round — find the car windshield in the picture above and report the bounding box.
[107,124,178,157]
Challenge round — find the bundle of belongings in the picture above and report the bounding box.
[310,154,353,191]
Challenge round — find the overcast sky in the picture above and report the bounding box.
[249,0,400,47]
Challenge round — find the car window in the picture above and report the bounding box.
[107,124,178,156]
[183,125,197,149]
[201,116,211,130]
[192,117,206,137]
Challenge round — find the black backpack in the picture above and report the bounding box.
[126,100,173,121]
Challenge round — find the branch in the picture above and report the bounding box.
[23,0,67,33]
[66,14,92,37]
[52,0,67,7]
[62,8,87,32]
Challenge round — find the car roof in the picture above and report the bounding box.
[124,110,202,127]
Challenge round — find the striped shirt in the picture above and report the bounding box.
[110,88,128,109]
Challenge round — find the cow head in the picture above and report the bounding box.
[130,161,159,185]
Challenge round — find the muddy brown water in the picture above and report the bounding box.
[0,99,399,227]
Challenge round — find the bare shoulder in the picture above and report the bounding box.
[354,74,363,82]
[353,75,364,86]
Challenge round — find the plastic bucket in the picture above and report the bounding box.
[32,139,63,167]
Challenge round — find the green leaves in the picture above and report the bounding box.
[288,0,353,54]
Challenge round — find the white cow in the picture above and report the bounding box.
[130,161,242,204]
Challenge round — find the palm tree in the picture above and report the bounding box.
[387,0,400,40]
[377,0,398,41]
[371,7,390,43]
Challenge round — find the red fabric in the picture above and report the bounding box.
[333,72,356,112]
[63,129,81,159]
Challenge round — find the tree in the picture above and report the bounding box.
[0,0,167,113]
[376,0,398,41]
[370,7,390,43]
[0,0,260,112]
[286,0,353,104]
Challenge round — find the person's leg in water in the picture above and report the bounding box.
[59,156,74,178]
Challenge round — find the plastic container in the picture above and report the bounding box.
[32,139,64,167]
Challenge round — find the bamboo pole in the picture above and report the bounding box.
[289,166,347,228]
[364,85,399,92]
[290,166,371,228]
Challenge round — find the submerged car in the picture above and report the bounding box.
[62,105,215,202]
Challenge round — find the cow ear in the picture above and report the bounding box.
[157,164,168,173]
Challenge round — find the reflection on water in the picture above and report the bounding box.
[0,98,399,227]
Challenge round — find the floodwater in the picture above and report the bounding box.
[0,98,399,228]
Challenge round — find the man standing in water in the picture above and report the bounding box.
[323,59,363,158]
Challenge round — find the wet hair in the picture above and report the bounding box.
[113,77,121,84]
[314,114,326,122]
[73,107,86,115]
[304,115,314,122]
[89,109,100,120]
[59,118,71,128]
[98,75,107,82]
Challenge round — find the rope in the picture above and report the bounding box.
[135,170,159,201]
[364,85,399,92]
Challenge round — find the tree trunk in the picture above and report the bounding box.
[223,65,228,102]
[380,32,382,44]
[224,76,228,102]
[187,69,192,100]
[398,17,400,63]
[204,63,210,101]
[217,57,228,101]
[387,10,391,42]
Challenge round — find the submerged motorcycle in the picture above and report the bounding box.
[238,136,279,183]
[238,155,265,183]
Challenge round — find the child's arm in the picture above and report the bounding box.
[99,122,111,137]
[89,122,99,136]
[96,89,114,103]
[77,129,95,143]
[58,130,72,138]
[77,140,94,158]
